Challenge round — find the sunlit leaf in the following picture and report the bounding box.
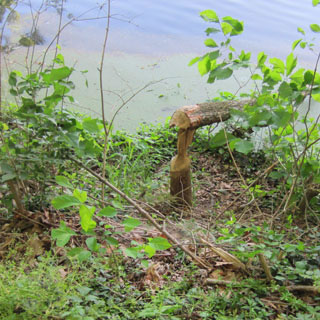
[286,53,297,76]
[312,93,320,102]
[148,237,172,251]
[222,16,243,35]
[270,58,285,74]
[188,56,200,66]
[257,52,267,67]
[312,0,320,6]
[49,67,72,81]
[251,74,262,80]
[198,55,211,76]
[297,27,305,35]
[123,217,141,232]
[144,245,156,258]
[310,24,320,33]
[292,39,302,51]
[200,10,219,23]
[79,205,96,232]
[221,22,233,35]
[125,247,140,259]
[73,189,87,203]
[52,195,81,209]
[204,38,218,48]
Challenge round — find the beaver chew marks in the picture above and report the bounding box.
[169,100,255,207]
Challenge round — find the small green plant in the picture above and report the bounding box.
[190,6,320,216]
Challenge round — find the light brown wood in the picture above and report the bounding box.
[169,99,255,207]
[170,99,255,130]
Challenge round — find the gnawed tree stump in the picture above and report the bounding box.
[169,99,255,207]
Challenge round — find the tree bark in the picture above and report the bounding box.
[170,99,255,130]
[169,99,255,207]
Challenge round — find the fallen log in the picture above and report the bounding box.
[169,99,255,207]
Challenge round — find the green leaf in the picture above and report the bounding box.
[8,72,17,86]
[310,24,320,33]
[123,217,141,232]
[210,130,236,148]
[278,81,293,99]
[52,195,81,209]
[82,118,101,133]
[209,50,220,60]
[210,66,233,80]
[198,55,211,76]
[234,140,254,155]
[55,176,73,188]
[239,50,251,61]
[49,67,72,81]
[272,110,292,127]
[292,39,302,51]
[270,58,285,74]
[148,237,172,251]
[73,189,87,203]
[304,70,314,85]
[222,16,243,35]
[257,52,267,67]
[68,247,84,257]
[200,10,219,23]
[77,250,91,262]
[51,221,76,247]
[79,205,96,232]
[251,74,262,80]
[9,88,17,96]
[98,206,117,217]
[312,93,320,102]
[144,245,156,258]
[204,38,218,48]
[286,53,297,76]
[125,247,140,259]
[249,110,272,126]
[290,68,305,85]
[297,27,305,35]
[86,237,100,252]
[221,22,233,35]
[205,27,220,35]
[188,56,200,66]
[105,236,119,246]
[312,0,319,6]
[268,70,282,82]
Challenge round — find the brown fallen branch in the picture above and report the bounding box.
[169,99,255,207]
[258,253,274,282]
[200,237,248,274]
[70,157,210,270]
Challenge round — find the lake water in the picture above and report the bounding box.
[3,0,320,131]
